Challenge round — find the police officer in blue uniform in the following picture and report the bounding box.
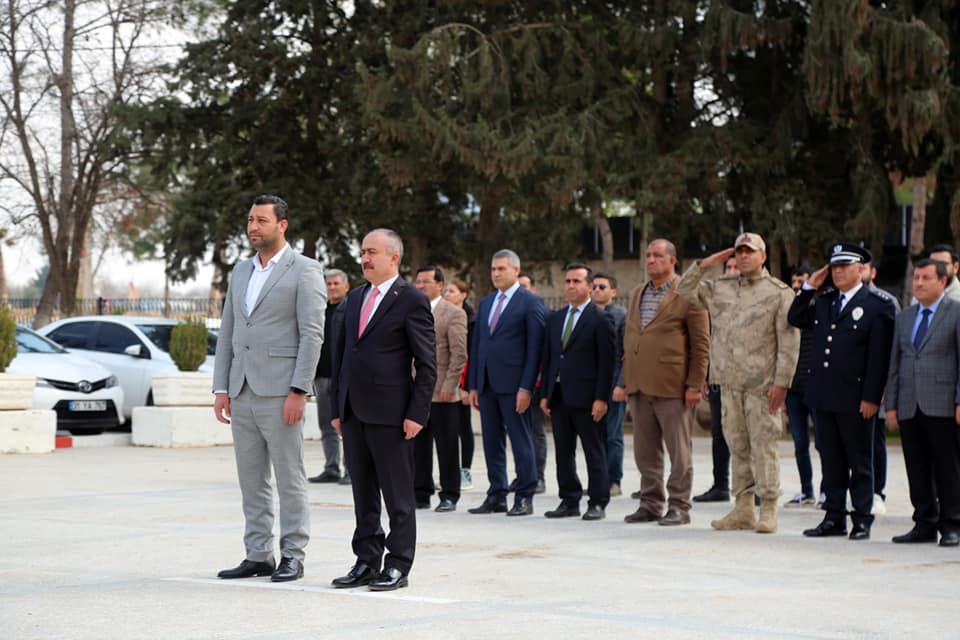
[787,243,896,540]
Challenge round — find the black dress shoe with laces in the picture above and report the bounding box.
[368,567,408,591]
[271,557,304,582]
[940,530,960,547]
[803,520,847,537]
[217,559,275,579]
[582,505,605,521]
[849,522,870,541]
[308,471,341,483]
[435,499,456,512]
[693,486,730,503]
[468,498,508,514]
[892,526,937,544]
[332,562,378,589]
[507,497,533,516]
[544,503,580,518]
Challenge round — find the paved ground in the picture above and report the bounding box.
[2,435,957,639]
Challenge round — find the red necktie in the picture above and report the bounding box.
[358,287,380,336]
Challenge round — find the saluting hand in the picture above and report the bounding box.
[807,265,830,289]
[699,247,736,270]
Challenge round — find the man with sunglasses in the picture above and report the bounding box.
[591,272,628,497]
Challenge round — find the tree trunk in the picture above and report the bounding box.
[301,229,319,260]
[904,175,929,303]
[56,0,78,316]
[0,241,7,304]
[590,199,614,273]
[471,185,504,298]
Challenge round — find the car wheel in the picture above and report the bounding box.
[68,427,105,436]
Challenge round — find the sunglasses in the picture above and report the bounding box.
[593,284,609,290]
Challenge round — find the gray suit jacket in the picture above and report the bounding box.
[886,296,960,420]
[213,247,326,398]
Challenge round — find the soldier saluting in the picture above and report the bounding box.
[788,242,895,541]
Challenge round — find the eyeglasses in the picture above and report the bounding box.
[593,284,608,290]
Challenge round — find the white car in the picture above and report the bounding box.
[37,316,216,419]
[8,326,125,434]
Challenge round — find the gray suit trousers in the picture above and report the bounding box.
[230,384,310,562]
[313,376,344,476]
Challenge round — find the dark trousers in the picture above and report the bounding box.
[708,385,730,490]
[815,409,874,527]
[342,415,416,575]
[786,390,816,498]
[900,409,960,534]
[873,418,887,499]
[551,385,609,509]
[458,402,474,469]
[478,390,537,500]
[529,400,547,482]
[414,402,461,504]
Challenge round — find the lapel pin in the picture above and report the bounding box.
[852,307,863,321]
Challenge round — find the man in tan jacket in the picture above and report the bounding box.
[623,239,710,526]
[413,266,469,512]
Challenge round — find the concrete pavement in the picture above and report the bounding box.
[2,436,957,639]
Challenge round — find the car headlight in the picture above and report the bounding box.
[35,378,53,388]
[104,375,118,388]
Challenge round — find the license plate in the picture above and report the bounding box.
[69,400,106,412]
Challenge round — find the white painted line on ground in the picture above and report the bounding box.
[163,577,461,604]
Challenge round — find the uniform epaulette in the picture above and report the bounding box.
[768,277,791,290]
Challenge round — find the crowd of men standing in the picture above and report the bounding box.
[211,194,960,595]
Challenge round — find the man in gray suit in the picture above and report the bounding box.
[213,195,326,582]
[886,258,960,547]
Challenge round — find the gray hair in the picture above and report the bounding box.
[649,238,677,258]
[324,268,348,282]
[492,249,521,269]
[368,228,404,261]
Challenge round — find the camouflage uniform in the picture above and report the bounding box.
[677,262,799,501]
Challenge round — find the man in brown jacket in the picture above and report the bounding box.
[623,239,710,526]
[413,266,469,512]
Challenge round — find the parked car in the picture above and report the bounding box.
[7,326,125,434]
[37,316,216,419]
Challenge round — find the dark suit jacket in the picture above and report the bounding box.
[540,302,615,409]
[330,278,437,426]
[886,296,960,420]
[788,285,895,413]
[467,287,545,395]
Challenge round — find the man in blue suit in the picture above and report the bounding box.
[467,249,546,516]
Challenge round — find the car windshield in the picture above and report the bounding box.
[16,327,67,354]
[136,324,217,356]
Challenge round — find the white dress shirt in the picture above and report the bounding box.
[245,243,289,316]
[362,274,401,321]
[488,281,522,326]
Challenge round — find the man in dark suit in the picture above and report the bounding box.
[886,258,960,547]
[467,249,546,516]
[788,242,895,541]
[539,263,615,520]
[329,229,436,591]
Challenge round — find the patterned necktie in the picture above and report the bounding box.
[913,308,932,350]
[358,287,380,336]
[561,306,579,349]
[489,293,507,334]
[831,294,844,321]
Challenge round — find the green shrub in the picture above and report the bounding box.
[0,304,16,373]
[169,317,208,372]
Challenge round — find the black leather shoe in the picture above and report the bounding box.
[803,520,847,537]
[338,475,352,485]
[849,522,870,541]
[368,567,408,591]
[416,499,431,509]
[624,507,661,523]
[507,497,533,516]
[535,479,546,494]
[508,478,518,492]
[658,509,691,526]
[693,486,730,502]
[331,562,378,589]
[271,557,304,582]
[435,499,456,512]
[544,503,580,518]
[217,559,275,579]
[940,531,960,547]
[468,498,508,514]
[892,526,937,544]
[308,471,341,483]
[582,505,605,521]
